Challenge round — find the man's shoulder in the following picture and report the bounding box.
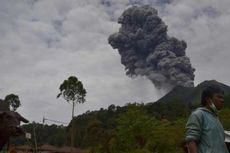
[189,107,211,119]
[193,107,214,115]
[192,107,206,115]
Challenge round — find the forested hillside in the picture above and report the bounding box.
[11,123,66,147]
[10,80,230,153]
[11,101,230,153]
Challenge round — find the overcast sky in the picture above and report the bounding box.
[0,0,230,125]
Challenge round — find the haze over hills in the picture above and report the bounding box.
[156,80,230,106]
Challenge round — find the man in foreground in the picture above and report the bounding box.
[185,85,229,153]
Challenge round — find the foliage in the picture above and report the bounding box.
[145,100,190,120]
[4,94,21,111]
[149,118,186,153]
[0,94,22,111]
[57,76,86,106]
[57,76,87,147]
[219,107,230,130]
[10,100,230,153]
[10,123,66,147]
[0,99,10,111]
[114,104,156,152]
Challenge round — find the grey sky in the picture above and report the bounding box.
[0,0,230,124]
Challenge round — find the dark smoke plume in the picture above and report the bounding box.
[108,5,195,88]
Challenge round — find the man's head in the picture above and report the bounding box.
[201,85,224,110]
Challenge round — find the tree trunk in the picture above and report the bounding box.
[72,102,75,119]
[71,102,75,153]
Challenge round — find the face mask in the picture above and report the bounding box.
[210,102,218,114]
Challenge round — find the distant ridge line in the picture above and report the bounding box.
[155,80,230,106]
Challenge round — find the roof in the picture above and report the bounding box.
[38,144,59,152]
[57,146,83,153]
[15,145,33,151]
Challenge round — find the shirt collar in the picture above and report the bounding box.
[197,107,218,116]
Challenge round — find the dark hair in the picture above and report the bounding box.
[201,85,224,106]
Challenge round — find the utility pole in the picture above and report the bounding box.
[33,122,38,153]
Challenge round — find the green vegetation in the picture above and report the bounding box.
[0,99,10,111]
[10,101,230,153]
[57,75,87,147]
[11,123,66,146]
[70,103,188,153]
[8,80,230,153]
[57,76,87,118]
[0,94,21,111]
[4,94,21,111]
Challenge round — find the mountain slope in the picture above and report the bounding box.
[156,80,230,106]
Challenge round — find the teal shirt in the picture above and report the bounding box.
[185,107,229,153]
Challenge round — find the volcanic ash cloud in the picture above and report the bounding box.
[108,5,195,88]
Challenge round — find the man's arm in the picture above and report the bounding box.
[185,110,203,153]
[187,141,198,153]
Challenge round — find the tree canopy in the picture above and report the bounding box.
[57,76,87,118]
[4,94,21,111]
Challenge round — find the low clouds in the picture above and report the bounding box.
[0,0,230,123]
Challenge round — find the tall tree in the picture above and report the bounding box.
[4,94,21,111]
[57,76,87,147]
[57,76,87,118]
